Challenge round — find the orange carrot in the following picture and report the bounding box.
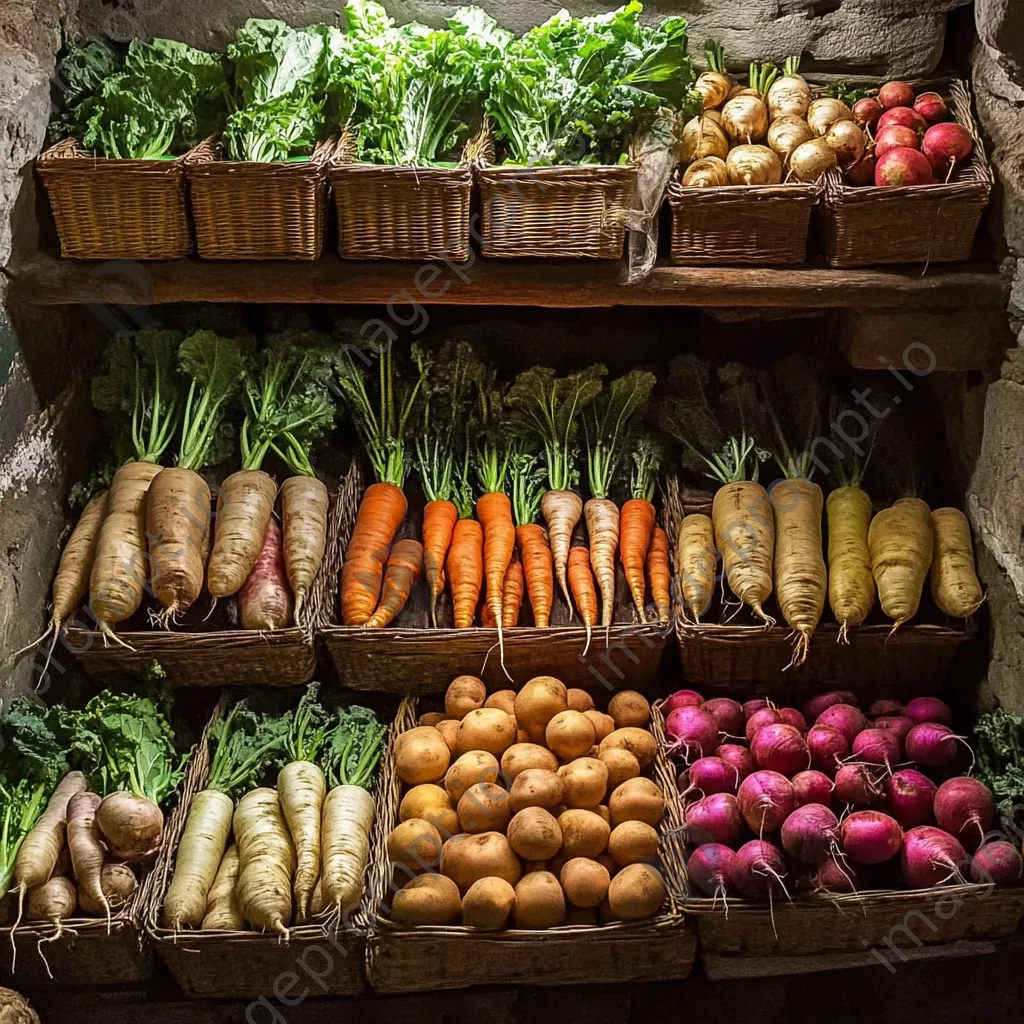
[341,483,408,626]
[501,554,525,628]
[647,526,671,626]
[367,539,423,628]
[447,518,483,628]
[422,499,458,627]
[516,524,554,627]
[476,491,515,639]
[620,498,656,620]
[481,603,496,627]
[568,546,599,653]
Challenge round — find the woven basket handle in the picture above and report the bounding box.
[311,137,337,167]
[40,136,87,161]
[183,136,220,166]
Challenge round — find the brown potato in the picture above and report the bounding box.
[608,821,659,867]
[598,728,657,768]
[560,857,610,908]
[457,782,512,834]
[513,871,565,929]
[545,711,596,761]
[608,691,652,729]
[399,784,458,837]
[608,863,666,920]
[445,675,487,720]
[501,743,558,781]
[509,769,564,813]
[457,708,517,758]
[441,832,522,893]
[445,751,501,803]
[391,874,461,926]
[566,688,595,713]
[608,777,665,828]
[462,876,516,931]
[557,809,610,859]
[435,720,460,755]
[595,805,610,824]
[419,711,446,727]
[395,727,451,785]
[598,747,641,791]
[558,757,608,810]
[514,677,568,743]
[597,853,619,878]
[583,710,616,743]
[484,689,517,716]
[507,807,562,861]
[387,819,443,872]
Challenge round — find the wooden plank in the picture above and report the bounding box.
[10,253,1010,310]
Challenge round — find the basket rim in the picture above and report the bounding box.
[37,137,191,171]
[667,181,820,202]
[328,163,473,181]
[476,163,637,181]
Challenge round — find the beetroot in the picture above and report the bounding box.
[879,81,915,109]
[840,810,903,865]
[802,691,859,722]
[742,698,770,720]
[851,727,903,767]
[716,744,755,783]
[686,756,739,796]
[970,841,1023,885]
[665,705,720,763]
[792,770,835,809]
[806,724,850,775]
[853,97,883,127]
[867,699,903,720]
[914,91,948,124]
[875,125,920,159]
[732,840,789,900]
[737,771,795,834]
[933,777,995,852]
[846,153,876,187]
[874,716,913,742]
[781,804,841,864]
[878,106,927,135]
[751,723,810,776]
[903,696,952,726]
[886,769,937,829]
[662,689,705,713]
[701,698,745,739]
[686,792,744,846]
[901,826,967,888]
[835,763,884,807]
[745,707,783,742]
[777,707,807,732]
[815,704,867,745]
[810,856,861,894]
[874,148,935,187]
[687,843,738,899]
[922,122,973,177]
[905,722,960,768]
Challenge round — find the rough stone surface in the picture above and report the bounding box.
[977,0,1024,88]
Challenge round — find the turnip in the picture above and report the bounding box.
[716,744,755,782]
[726,144,782,185]
[737,771,795,835]
[876,125,920,158]
[663,690,705,714]
[886,769,937,829]
[874,148,935,187]
[815,704,867,745]
[970,841,1023,885]
[781,804,841,864]
[685,756,739,797]
[721,95,770,144]
[874,716,913,742]
[683,156,729,187]
[853,97,883,128]
[745,707,782,743]
[767,57,811,120]
[751,724,809,776]
[792,770,834,808]
[803,691,858,721]
[701,698,745,739]
[777,708,807,732]
[933,777,995,852]
[687,843,738,904]
[901,826,967,887]
[835,763,884,807]
[96,792,164,863]
[878,106,927,135]
[904,722,963,768]
[732,840,789,900]
[807,97,854,137]
[867,699,903,720]
[788,139,837,182]
[686,793,744,846]
[840,810,903,865]
[665,705,719,763]
[768,116,815,163]
[914,91,948,124]
[742,698,770,720]
[903,696,952,726]
[824,119,866,167]
[879,81,914,109]
[806,724,850,774]
[851,728,902,768]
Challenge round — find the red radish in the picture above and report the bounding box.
[815,704,866,745]
[933,777,995,852]
[732,840,789,900]
[803,691,858,721]
[781,804,840,863]
[777,707,807,732]
[876,124,920,157]
[665,705,720,763]
[867,699,903,719]
[662,689,705,713]
[716,744,755,783]
[742,698,770,720]
[970,841,1023,885]
[686,756,739,796]
[751,724,810,776]
[792,770,835,808]
[903,697,952,726]
[846,153,876,186]
[874,148,935,186]
[810,856,860,893]
[901,826,967,887]
[853,97,883,128]
[687,843,738,899]
[806,724,850,774]
[914,91,948,124]
[852,728,903,768]
[886,769,937,829]
[879,81,915,109]
[701,698,745,739]
[874,716,913,742]
[686,793,744,846]
[737,771,795,835]
[878,106,927,134]
[840,810,902,864]
[905,723,962,768]
[835,763,884,807]
[745,707,782,743]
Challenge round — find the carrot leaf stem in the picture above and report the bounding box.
[510,447,546,527]
[585,370,656,499]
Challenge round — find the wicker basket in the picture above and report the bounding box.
[36,138,192,260]
[365,697,696,993]
[667,180,819,265]
[146,698,367,998]
[820,80,992,267]
[330,164,473,262]
[477,165,637,260]
[186,138,333,260]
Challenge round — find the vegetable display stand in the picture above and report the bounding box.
[476,166,637,260]
[820,80,992,267]
[186,138,334,260]
[666,181,819,265]
[36,138,193,261]
[330,164,473,262]
[365,698,695,993]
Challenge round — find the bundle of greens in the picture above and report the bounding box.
[976,709,1024,827]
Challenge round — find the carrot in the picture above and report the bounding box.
[677,514,716,623]
[341,482,408,626]
[620,438,660,620]
[422,499,458,627]
[447,518,483,628]
[207,469,277,600]
[868,497,934,631]
[501,553,525,627]
[478,491,515,641]
[543,490,584,616]
[713,480,775,625]
[647,526,672,626]
[930,508,984,618]
[585,498,620,628]
[827,484,875,639]
[568,545,599,652]
[516,525,553,627]
[201,844,245,930]
[238,517,292,631]
[280,475,329,622]
[367,539,424,628]
[233,788,295,937]
[66,791,107,919]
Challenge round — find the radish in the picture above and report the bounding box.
[751,724,809,776]
[665,705,719,763]
[737,771,795,835]
[701,698,745,739]
[846,152,876,186]
[874,148,935,186]
[876,125,920,158]
[663,690,705,713]
[687,843,738,901]
[904,722,962,768]
[742,699,771,720]
[867,699,903,720]
[803,691,858,721]
[745,707,782,743]
[914,91,948,124]
[685,756,739,796]
[806,724,849,774]
[853,97,883,128]
[933,777,995,852]
[903,697,952,726]
[874,716,913,742]
[781,804,840,864]
[840,810,903,864]
[792,770,834,808]
[810,855,860,894]
[970,841,1023,885]
[716,744,755,783]
[878,106,927,135]
[686,793,744,846]
[777,707,807,732]
[886,769,937,829]
[732,840,789,900]
[851,727,902,768]
[835,763,884,807]
[901,826,967,887]
[879,82,915,109]
[815,704,866,745]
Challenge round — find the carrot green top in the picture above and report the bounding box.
[585,369,655,500]
[629,437,660,502]
[474,368,511,497]
[510,446,546,527]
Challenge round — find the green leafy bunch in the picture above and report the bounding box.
[585,369,656,499]
[321,705,386,790]
[205,700,293,798]
[975,710,1024,827]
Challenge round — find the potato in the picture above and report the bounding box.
[514,676,567,743]
[419,711,446,727]
[395,727,452,785]
[583,710,616,743]
[457,708,517,758]
[558,757,608,810]
[501,743,558,781]
[608,691,652,729]
[435,720,460,755]
[597,853,619,878]
[594,805,610,825]
[598,728,656,768]
[509,768,564,813]
[608,863,666,920]
[457,782,512,834]
[484,689,517,716]
[391,874,461,926]
[545,711,596,761]
[608,777,665,828]
[441,832,522,892]
[462,876,516,931]
[560,857,610,908]
[445,675,486,720]
[387,819,443,872]
[598,747,641,791]
[399,784,457,837]
[558,809,610,859]
[513,871,565,929]
[567,688,595,712]
[608,821,659,867]
[565,905,599,926]
[507,807,562,861]
[445,751,501,802]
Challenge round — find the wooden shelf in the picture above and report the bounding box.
[12,253,1010,310]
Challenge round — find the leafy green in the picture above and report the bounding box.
[474,365,511,497]
[585,369,656,499]
[205,701,292,798]
[284,683,331,764]
[510,445,547,528]
[629,435,661,502]
[975,710,1024,826]
[322,705,386,790]
[224,97,322,162]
